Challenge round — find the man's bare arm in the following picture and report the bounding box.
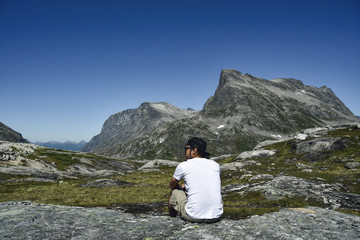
[169,177,179,189]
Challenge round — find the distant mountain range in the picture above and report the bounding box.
[35,141,87,151]
[0,122,28,143]
[82,69,359,159]
[0,122,86,151]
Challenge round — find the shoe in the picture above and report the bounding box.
[169,206,177,217]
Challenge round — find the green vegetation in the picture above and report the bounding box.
[0,170,172,208]
[222,191,322,219]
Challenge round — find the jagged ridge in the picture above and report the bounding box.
[82,102,197,152]
[89,69,358,159]
[201,69,356,133]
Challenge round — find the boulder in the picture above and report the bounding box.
[253,139,286,150]
[138,159,179,171]
[210,154,234,161]
[235,150,276,160]
[294,133,307,140]
[0,148,16,161]
[0,165,74,180]
[345,162,360,169]
[220,160,257,171]
[291,137,347,161]
[66,164,116,177]
[292,137,346,154]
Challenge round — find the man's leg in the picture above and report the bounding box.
[170,190,221,222]
[168,189,178,217]
[169,189,187,217]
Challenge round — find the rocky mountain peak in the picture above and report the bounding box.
[202,69,356,124]
[319,85,334,93]
[82,102,198,152]
[218,69,241,88]
[218,69,260,90]
[139,102,191,117]
[0,122,28,143]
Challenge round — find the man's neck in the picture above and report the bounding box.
[188,156,202,160]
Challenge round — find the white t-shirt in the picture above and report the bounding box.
[173,157,223,219]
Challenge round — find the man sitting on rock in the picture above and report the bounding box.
[168,137,223,222]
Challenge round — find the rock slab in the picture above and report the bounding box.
[1,201,359,240]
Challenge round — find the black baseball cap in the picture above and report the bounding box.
[186,137,211,158]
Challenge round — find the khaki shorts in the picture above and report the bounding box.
[170,189,220,223]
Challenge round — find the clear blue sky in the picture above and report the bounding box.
[1,0,359,142]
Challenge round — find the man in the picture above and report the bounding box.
[168,137,223,222]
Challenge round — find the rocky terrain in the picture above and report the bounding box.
[0,141,133,180]
[1,201,359,240]
[1,124,359,239]
[86,69,358,159]
[0,122,28,143]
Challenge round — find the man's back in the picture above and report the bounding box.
[174,158,223,219]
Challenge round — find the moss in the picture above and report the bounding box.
[222,191,319,219]
[223,206,280,219]
[336,208,360,217]
[216,155,237,164]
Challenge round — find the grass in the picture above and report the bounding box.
[221,191,323,219]
[0,173,170,207]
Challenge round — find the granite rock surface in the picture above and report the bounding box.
[1,201,359,240]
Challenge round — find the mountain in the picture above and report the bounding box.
[35,140,87,151]
[195,69,358,153]
[201,69,357,130]
[89,69,358,159]
[81,102,197,152]
[0,122,28,143]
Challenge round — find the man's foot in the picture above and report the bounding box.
[169,206,177,217]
